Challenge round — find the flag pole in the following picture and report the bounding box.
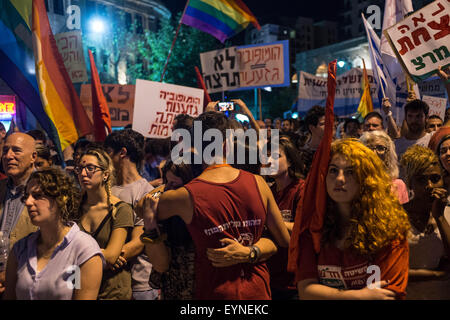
[160,0,190,82]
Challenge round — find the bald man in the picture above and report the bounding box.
[0,133,38,294]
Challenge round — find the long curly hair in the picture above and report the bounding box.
[321,139,410,256]
[400,144,441,189]
[25,168,81,225]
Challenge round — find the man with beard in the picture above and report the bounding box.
[395,99,433,158]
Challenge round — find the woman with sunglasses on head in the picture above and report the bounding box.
[360,130,409,204]
[3,168,103,300]
[400,145,450,299]
[73,147,134,300]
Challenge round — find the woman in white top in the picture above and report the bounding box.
[3,168,103,300]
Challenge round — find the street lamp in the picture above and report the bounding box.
[337,60,346,68]
[89,17,106,33]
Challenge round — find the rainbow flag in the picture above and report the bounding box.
[181,0,261,43]
[32,0,92,150]
[0,0,61,151]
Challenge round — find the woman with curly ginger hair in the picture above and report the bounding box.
[3,168,104,300]
[400,145,450,299]
[296,139,411,300]
[75,147,134,300]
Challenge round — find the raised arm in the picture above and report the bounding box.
[382,97,401,139]
[232,99,261,132]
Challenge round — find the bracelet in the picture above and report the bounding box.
[140,232,167,244]
[385,110,392,117]
[249,245,261,263]
[142,227,160,240]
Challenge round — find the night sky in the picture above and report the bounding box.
[164,0,341,24]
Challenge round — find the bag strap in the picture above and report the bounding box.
[91,201,126,239]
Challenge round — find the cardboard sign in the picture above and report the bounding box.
[383,0,450,82]
[200,47,240,94]
[80,84,135,128]
[54,30,88,83]
[133,80,203,138]
[422,95,447,120]
[200,40,290,93]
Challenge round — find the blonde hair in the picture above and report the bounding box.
[400,144,441,189]
[359,130,399,179]
[322,139,410,256]
[76,147,117,219]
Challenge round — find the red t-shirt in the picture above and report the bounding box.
[184,170,270,300]
[267,179,304,291]
[295,231,409,299]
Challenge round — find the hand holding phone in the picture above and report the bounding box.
[218,102,234,111]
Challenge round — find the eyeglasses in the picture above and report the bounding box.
[74,164,103,175]
[368,145,388,153]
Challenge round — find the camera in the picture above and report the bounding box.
[218,102,234,111]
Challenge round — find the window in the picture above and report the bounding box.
[125,12,132,31]
[53,0,64,15]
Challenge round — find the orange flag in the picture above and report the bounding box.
[88,50,112,142]
[288,60,337,272]
[195,66,211,113]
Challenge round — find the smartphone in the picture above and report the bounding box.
[218,102,234,111]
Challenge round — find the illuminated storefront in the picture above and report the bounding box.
[0,95,16,131]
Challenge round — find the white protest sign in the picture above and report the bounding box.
[54,30,88,83]
[422,95,447,120]
[200,47,240,94]
[383,0,450,82]
[133,80,203,138]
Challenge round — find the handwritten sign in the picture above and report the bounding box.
[200,40,290,93]
[80,84,135,127]
[133,80,203,138]
[383,0,450,82]
[54,30,88,83]
[422,95,448,120]
[200,47,240,93]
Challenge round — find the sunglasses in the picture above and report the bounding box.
[74,164,103,175]
[368,145,388,153]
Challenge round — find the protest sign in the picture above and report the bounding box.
[297,68,379,117]
[383,0,450,82]
[422,95,447,120]
[200,40,290,93]
[80,84,135,128]
[54,30,88,83]
[200,47,240,94]
[133,80,203,138]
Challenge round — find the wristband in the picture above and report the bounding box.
[386,110,393,117]
[140,231,167,244]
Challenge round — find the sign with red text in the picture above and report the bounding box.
[383,0,450,82]
[0,95,16,114]
[80,84,135,128]
[200,40,290,93]
[55,30,88,83]
[133,80,203,138]
[422,95,447,120]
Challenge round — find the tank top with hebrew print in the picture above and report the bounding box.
[184,170,270,300]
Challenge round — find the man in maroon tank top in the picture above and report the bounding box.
[139,112,290,300]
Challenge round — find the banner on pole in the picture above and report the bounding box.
[54,30,88,83]
[133,80,203,138]
[383,0,450,83]
[297,68,379,117]
[80,84,135,128]
[200,40,290,93]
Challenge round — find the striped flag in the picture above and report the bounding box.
[32,0,93,150]
[0,0,63,154]
[88,50,112,142]
[181,0,261,43]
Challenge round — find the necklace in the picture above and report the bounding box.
[203,164,232,173]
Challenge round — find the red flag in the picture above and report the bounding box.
[195,66,211,113]
[288,60,337,272]
[88,50,112,142]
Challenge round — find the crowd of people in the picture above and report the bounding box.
[0,67,449,300]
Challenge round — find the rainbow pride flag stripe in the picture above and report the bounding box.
[182,0,260,43]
